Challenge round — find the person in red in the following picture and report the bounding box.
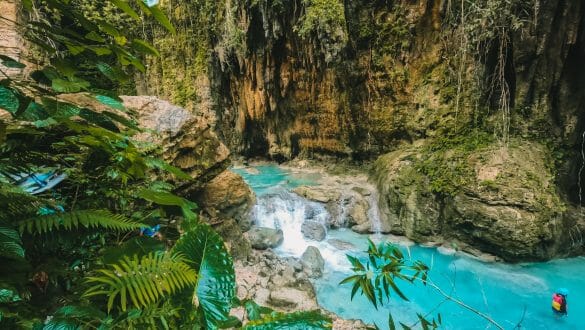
[552,288,568,316]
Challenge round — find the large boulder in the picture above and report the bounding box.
[293,185,341,203]
[301,246,325,278]
[372,140,584,261]
[301,221,327,241]
[196,170,255,230]
[122,96,230,188]
[213,219,252,261]
[247,227,284,250]
[118,96,258,258]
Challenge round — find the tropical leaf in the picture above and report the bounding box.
[145,158,192,180]
[131,39,160,57]
[84,252,197,312]
[147,5,176,34]
[0,226,24,259]
[0,55,25,69]
[16,210,145,235]
[109,0,141,20]
[0,86,19,114]
[43,305,107,330]
[243,300,274,321]
[172,223,235,329]
[95,94,126,111]
[137,188,197,220]
[242,310,332,330]
[51,77,90,93]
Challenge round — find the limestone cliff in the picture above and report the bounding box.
[134,0,585,260]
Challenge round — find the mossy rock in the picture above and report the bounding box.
[372,138,575,261]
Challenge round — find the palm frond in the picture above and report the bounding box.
[16,210,145,235]
[84,252,197,312]
[172,223,236,329]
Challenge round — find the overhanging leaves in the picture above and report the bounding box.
[172,223,235,329]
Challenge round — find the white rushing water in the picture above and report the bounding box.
[251,190,354,271]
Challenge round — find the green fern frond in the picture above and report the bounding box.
[114,302,182,329]
[16,210,145,235]
[0,226,25,259]
[84,252,198,312]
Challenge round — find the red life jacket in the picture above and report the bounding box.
[552,294,566,312]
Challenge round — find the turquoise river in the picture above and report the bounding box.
[232,165,585,330]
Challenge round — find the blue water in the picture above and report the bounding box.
[235,164,585,329]
[232,165,319,196]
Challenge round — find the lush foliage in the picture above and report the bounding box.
[296,0,347,62]
[1,1,332,329]
[341,240,441,330]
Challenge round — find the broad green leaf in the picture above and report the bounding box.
[0,55,25,69]
[0,86,19,113]
[137,189,197,210]
[145,158,192,180]
[173,223,235,329]
[95,95,126,111]
[110,0,141,20]
[65,42,86,55]
[244,300,273,321]
[51,58,76,78]
[147,5,176,34]
[89,46,113,56]
[97,62,130,82]
[98,20,122,37]
[51,78,90,93]
[85,31,106,43]
[79,108,119,131]
[131,39,160,57]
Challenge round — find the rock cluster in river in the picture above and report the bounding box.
[289,167,382,235]
[232,250,368,329]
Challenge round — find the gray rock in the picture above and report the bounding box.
[351,186,372,196]
[301,246,325,278]
[301,221,327,241]
[304,205,318,219]
[327,239,356,250]
[293,186,341,203]
[268,287,310,308]
[247,227,284,250]
[351,222,371,234]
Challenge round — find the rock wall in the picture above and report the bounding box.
[131,0,585,260]
[371,139,585,261]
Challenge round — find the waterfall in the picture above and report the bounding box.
[367,189,383,236]
[251,188,355,271]
[252,190,328,256]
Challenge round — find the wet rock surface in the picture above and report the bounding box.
[301,246,325,278]
[233,250,369,329]
[301,221,327,241]
[247,227,284,250]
